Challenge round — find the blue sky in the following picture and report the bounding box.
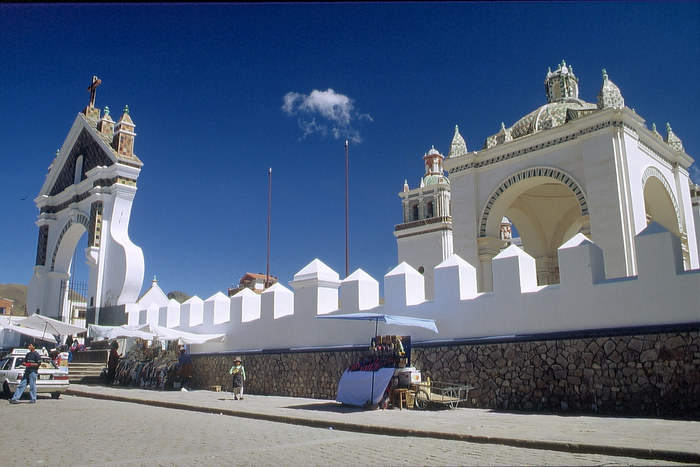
[2,3,699,299]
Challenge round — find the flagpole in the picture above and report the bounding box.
[345,140,349,278]
[266,167,272,289]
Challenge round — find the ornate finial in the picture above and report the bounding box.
[500,122,506,130]
[152,275,157,283]
[548,67,552,73]
[104,106,110,116]
[454,124,459,132]
[665,122,684,151]
[652,123,657,131]
[123,105,130,115]
[602,69,608,80]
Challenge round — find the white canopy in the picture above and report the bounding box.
[18,314,87,337]
[88,324,155,341]
[316,312,438,333]
[137,324,225,345]
[0,323,59,343]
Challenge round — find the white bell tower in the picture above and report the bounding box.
[394,131,462,298]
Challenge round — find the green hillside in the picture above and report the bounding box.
[0,283,28,315]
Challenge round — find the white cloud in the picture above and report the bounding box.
[282,88,372,143]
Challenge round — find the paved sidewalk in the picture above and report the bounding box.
[67,384,700,464]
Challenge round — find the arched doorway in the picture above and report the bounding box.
[479,167,589,287]
[642,167,690,268]
[50,216,90,328]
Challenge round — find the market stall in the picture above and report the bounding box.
[108,325,224,390]
[113,340,182,390]
[317,313,438,408]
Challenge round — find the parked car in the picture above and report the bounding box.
[0,348,69,399]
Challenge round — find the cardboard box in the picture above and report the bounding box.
[398,368,421,386]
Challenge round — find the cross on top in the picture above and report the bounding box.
[87,76,102,108]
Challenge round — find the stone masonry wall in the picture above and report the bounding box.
[191,330,699,418]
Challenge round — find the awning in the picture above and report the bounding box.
[316,312,438,333]
[136,324,226,345]
[88,324,155,341]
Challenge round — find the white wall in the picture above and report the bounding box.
[130,225,700,353]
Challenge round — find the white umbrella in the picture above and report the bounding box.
[18,314,87,341]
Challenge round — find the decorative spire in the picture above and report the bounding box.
[665,123,684,151]
[403,180,409,192]
[545,60,579,103]
[98,106,115,138]
[423,146,444,176]
[448,125,468,158]
[496,121,512,144]
[112,105,136,156]
[597,68,625,109]
[651,123,663,140]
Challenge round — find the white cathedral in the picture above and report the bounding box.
[26,63,700,349]
[396,61,699,298]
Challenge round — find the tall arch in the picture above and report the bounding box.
[642,167,689,267]
[478,167,589,286]
[50,214,90,272]
[27,101,145,323]
[641,167,682,233]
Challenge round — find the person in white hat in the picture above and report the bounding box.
[228,357,246,400]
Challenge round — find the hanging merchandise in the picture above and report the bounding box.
[113,340,182,390]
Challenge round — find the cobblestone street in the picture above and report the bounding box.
[2,395,684,466]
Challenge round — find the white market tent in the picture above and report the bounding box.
[88,324,155,341]
[136,324,226,345]
[17,314,87,339]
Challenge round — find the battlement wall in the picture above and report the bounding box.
[127,223,699,353]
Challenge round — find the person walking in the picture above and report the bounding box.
[107,341,121,384]
[178,348,193,392]
[229,357,246,400]
[9,342,42,404]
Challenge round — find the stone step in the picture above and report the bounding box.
[65,362,107,385]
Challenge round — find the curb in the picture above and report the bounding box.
[66,389,700,464]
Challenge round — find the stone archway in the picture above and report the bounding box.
[27,95,145,324]
[478,167,589,286]
[642,167,690,268]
